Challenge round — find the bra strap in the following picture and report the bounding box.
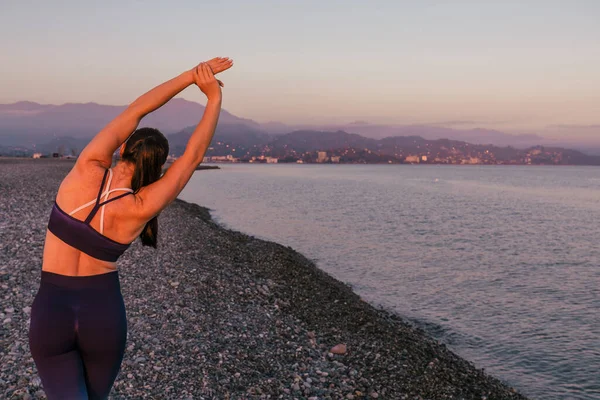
[84,169,111,224]
[96,169,110,203]
[99,189,134,234]
[69,198,98,217]
[98,191,133,207]
[95,192,134,230]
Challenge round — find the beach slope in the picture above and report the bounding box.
[0,159,528,399]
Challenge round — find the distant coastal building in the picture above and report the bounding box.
[462,157,480,164]
[248,155,278,163]
[405,155,420,163]
[32,153,42,159]
[330,156,340,163]
[204,155,239,163]
[421,155,428,162]
[317,151,328,163]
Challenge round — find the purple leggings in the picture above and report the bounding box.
[28,271,127,400]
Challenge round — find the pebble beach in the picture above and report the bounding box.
[0,158,529,399]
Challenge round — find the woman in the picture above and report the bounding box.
[28,56,233,399]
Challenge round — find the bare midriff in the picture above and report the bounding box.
[41,230,118,277]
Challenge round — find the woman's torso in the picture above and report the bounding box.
[43,163,145,277]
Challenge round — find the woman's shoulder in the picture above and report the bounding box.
[73,158,111,179]
[56,160,109,202]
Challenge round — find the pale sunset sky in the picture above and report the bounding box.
[1,1,599,136]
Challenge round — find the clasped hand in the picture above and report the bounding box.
[192,57,233,100]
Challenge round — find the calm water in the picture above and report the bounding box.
[180,164,600,400]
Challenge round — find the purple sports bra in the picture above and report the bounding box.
[48,168,134,262]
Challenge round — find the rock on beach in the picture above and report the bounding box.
[0,158,529,399]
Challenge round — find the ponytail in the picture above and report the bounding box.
[122,128,169,248]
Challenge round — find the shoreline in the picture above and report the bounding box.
[2,155,600,168]
[0,159,529,399]
[169,198,530,399]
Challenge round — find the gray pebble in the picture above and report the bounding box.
[0,161,530,400]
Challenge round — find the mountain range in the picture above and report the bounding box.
[0,99,259,146]
[0,99,598,155]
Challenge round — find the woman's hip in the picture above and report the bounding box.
[29,270,127,356]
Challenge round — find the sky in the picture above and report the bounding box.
[1,0,599,137]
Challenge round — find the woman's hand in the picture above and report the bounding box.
[193,63,222,101]
[191,57,232,89]
[205,57,233,74]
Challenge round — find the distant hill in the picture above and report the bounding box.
[260,122,549,148]
[1,99,598,154]
[192,128,600,165]
[0,99,262,147]
[268,130,378,152]
[167,123,270,156]
[2,124,599,165]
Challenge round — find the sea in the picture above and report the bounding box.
[179,164,600,400]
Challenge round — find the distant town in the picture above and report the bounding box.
[196,131,600,165]
[2,100,599,166]
[201,142,584,165]
[11,133,600,166]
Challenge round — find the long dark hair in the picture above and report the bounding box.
[121,127,169,248]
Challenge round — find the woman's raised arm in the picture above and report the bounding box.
[134,63,225,220]
[77,57,233,169]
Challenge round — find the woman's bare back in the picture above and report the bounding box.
[42,163,144,276]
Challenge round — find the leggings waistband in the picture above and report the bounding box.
[40,270,121,290]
